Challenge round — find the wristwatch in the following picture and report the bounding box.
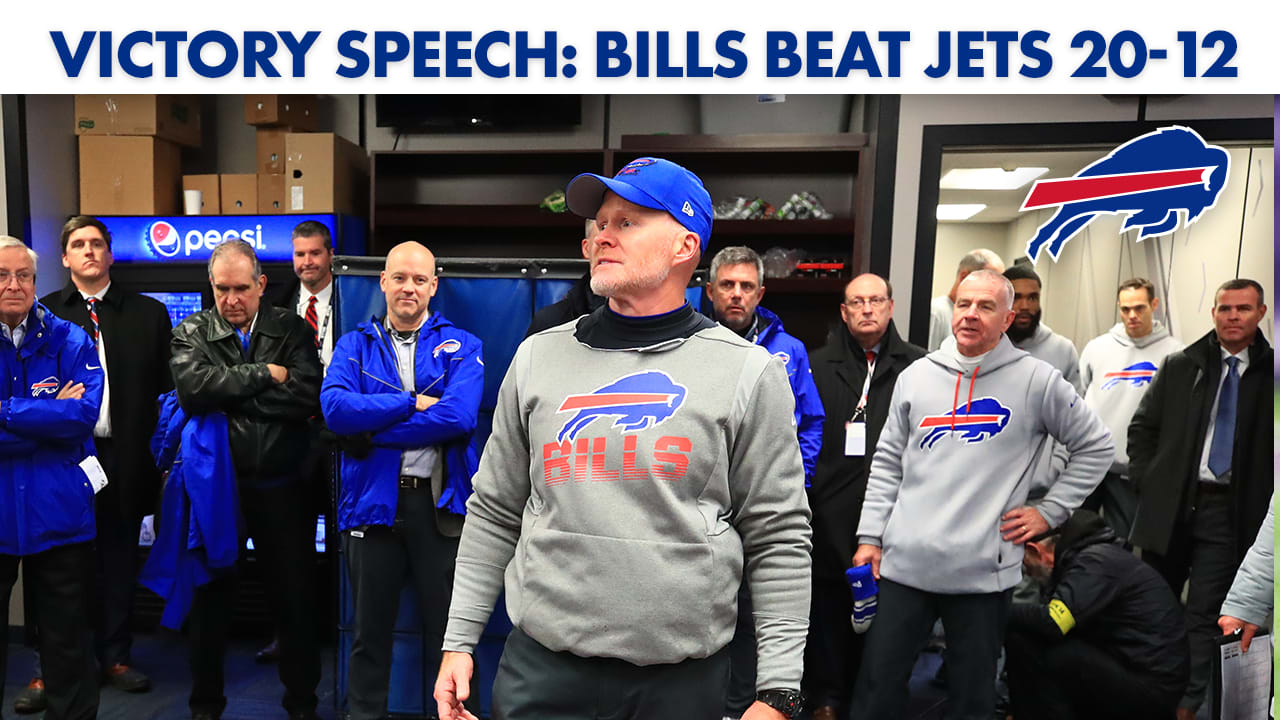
[756,688,804,718]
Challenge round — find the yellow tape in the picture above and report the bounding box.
[1048,599,1076,635]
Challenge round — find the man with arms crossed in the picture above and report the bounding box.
[435,158,812,720]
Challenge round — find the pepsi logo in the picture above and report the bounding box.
[147,221,181,258]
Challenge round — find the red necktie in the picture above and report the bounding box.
[87,298,100,345]
[866,350,876,367]
[304,296,320,348]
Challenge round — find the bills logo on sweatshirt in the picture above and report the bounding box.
[918,397,1012,450]
[30,376,60,397]
[432,339,462,358]
[555,370,688,443]
[1101,361,1157,390]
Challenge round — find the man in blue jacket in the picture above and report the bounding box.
[704,245,823,720]
[321,241,483,720]
[0,236,105,720]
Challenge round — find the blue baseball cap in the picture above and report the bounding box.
[566,157,713,252]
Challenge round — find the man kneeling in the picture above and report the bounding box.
[1006,510,1188,720]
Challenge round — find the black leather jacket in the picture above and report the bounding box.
[170,305,322,483]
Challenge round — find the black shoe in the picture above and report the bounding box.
[13,678,46,714]
[104,663,152,693]
[256,638,281,664]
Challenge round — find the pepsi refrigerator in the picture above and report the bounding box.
[329,257,704,719]
[108,213,366,636]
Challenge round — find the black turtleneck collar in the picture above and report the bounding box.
[574,302,715,350]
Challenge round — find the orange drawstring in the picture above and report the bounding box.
[950,365,982,431]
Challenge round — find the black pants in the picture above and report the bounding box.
[344,486,459,720]
[1141,488,1235,712]
[1005,627,1180,719]
[852,578,1011,720]
[1082,471,1138,544]
[91,438,144,668]
[187,482,320,716]
[723,578,755,717]
[1,542,98,720]
[801,573,864,715]
[493,627,730,720]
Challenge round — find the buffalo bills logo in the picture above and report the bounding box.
[617,158,657,176]
[30,376,59,397]
[432,339,462,358]
[1021,126,1230,261]
[918,397,1012,450]
[772,351,790,366]
[1101,361,1158,390]
[146,221,181,259]
[556,370,688,442]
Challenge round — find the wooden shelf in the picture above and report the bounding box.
[764,278,847,294]
[714,218,854,237]
[376,204,581,229]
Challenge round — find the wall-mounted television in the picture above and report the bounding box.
[375,95,582,131]
[142,291,205,327]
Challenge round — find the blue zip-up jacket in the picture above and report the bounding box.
[140,392,240,630]
[321,312,483,531]
[753,306,825,485]
[0,304,104,556]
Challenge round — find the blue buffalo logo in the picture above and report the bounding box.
[432,339,461,358]
[1101,361,1158,390]
[556,370,688,442]
[30,376,60,397]
[1020,126,1230,261]
[617,158,657,176]
[918,397,1013,450]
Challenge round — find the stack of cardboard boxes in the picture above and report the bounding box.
[76,95,200,215]
[76,94,369,218]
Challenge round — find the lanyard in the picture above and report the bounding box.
[853,355,875,420]
[305,297,333,351]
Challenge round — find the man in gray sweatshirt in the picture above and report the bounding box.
[434,157,812,720]
[1078,277,1183,541]
[850,269,1113,720]
[1003,263,1081,392]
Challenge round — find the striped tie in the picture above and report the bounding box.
[304,295,320,348]
[87,298,100,345]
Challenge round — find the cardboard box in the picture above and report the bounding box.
[79,136,181,215]
[75,95,201,148]
[245,95,318,130]
[256,128,291,175]
[182,174,221,215]
[258,174,287,214]
[220,174,258,214]
[285,133,369,215]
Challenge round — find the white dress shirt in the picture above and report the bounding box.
[296,280,335,368]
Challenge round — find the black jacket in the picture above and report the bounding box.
[525,273,606,337]
[1010,512,1189,696]
[170,305,322,483]
[1128,329,1272,558]
[808,320,925,578]
[40,282,173,520]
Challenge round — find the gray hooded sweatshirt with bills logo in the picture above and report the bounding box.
[858,335,1113,594]
[444,320,813,690]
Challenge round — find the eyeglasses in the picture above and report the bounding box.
[0,271,35,286]
[844,296,888,309]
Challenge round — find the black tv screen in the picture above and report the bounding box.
[375,95,582,131]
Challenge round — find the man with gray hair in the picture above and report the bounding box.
[704,245,823,719]
[169,240,324,720]
[0,235,105,720]
[928,249,1005,351]
[851,268,1111,719]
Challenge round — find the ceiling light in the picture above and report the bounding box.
[940,167,1050,190]
[936,204,987,221]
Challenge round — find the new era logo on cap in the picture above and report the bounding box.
[565,157,713,252]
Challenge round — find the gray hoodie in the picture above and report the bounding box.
[1012,322,1082,393]
[1220,497,1273,627]
[858,335,1113,594]
[444,321,812,689]
[1079,322,1184,475]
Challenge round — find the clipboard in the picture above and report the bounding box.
[1213,630,1273,720]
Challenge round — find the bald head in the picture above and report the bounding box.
[381,241,439,331]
